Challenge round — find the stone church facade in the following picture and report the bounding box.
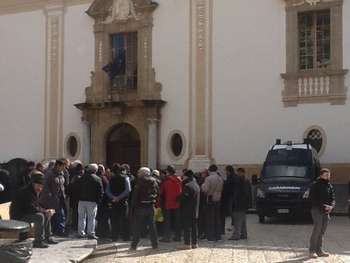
[0,0,350,183]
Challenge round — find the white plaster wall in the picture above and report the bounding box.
[212,0,350,165]
[63,4,94,163]
[0,11,45,162]
[153,0,190,166]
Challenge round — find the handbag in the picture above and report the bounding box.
[154,207,164,222]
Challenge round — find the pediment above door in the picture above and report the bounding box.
[87,0,157,21]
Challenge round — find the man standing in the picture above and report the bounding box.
[309,168,335,259]
[221,165,236,235]
[229,168,251,240]
[178,170,200,250]
[77,164,103,239]
[10,172,56,248]
[40,159,67,236]
[160,165,182,242]
[130,167,159,250]
[201,165,224,241]
[106,163,131,241]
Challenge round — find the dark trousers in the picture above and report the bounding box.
[131,207,158,249]
[198,201,207,237]
[70,204,78,231]
[22,213,51,243]
[232,210,247,239]
[206,202,221,241]
[51,199,66,234]
[163,208,181,240]
[96,206,112,238]
[309,208,329,253]
[183,216,197,246]
[111,204,129,240]
[220,198,232,234]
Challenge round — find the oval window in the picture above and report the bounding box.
[171,133,183,157]
[306,128,324,154]
[67,136,78,157]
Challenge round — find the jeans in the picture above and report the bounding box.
[163,208,181,240]
[78,201,98,236]
[309,208,329,253]
[22,213,51,243]
[232,210,247,239]
[51,198,66,234]
[131,206,158,249]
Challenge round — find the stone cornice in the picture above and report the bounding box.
[0,0,92,16]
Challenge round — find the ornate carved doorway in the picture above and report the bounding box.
[106,123,141,174]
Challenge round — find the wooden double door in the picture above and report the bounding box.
[106,123,141,175]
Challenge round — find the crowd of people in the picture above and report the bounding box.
[5,159,336,259]
[7,159,253,250]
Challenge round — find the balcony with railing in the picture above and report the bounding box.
[281,69,348,106]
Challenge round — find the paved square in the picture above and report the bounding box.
[84,215,350,263]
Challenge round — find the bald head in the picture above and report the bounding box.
[138,167,151,177]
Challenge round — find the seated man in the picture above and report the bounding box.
[10,172,57,248]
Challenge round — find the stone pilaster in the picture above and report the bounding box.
[188,0,213,172]
[147,118,158,169]
[44,0,65,159]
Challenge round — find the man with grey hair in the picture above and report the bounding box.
[130,167,159,250]
[77,164,103,239]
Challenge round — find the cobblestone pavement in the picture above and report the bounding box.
[84,215,350,263]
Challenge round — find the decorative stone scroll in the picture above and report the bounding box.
[104,0,138,23]
[292,0,335,6]
[196,0,206,51]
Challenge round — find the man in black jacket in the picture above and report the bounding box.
[77,164,103,239]
[229,168,251,240]
[309,168,335,259]
[106,163,131,241]
[178,170,200,250]
[130,167,159,250]
[10,172,56,248]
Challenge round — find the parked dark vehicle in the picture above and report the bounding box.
[0,158,29,204]
[256,140,320,223]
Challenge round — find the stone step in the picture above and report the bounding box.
[30,238,97,263]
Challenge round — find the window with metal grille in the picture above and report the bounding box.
[298,10,330,70]
[110,32,138,89]
[306,129,323,153]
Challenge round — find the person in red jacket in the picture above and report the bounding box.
[160,165,182,242]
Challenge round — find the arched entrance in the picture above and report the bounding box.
[106,123,141,174]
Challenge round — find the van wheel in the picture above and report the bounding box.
[258,214,265,223]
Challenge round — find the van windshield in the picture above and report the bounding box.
[265,148,312,166]
[263,165,309,178]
